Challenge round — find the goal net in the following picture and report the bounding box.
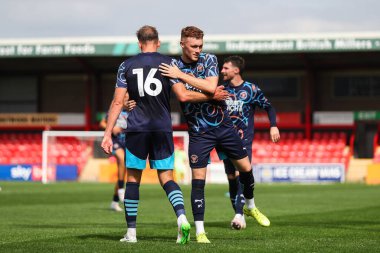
[41,131,190,184]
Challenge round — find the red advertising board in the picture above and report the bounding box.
[255,112,302,126]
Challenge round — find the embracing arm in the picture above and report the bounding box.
[177,72,218,94]
[159,63,218,94]
[172,82,229,103]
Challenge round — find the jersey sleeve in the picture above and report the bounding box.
[115,61,128,89]
[253,85,271,109]
[204,54,219,77]
[254,85,277,127]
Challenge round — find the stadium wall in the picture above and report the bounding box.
[1,32,380,183]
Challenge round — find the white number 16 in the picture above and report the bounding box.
[132,68,162,97]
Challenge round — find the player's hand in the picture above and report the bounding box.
[101,134,113,154]
[159,63,182,79]
[125,100,136,112]
[213,86,229,101]
[270,127,280,143]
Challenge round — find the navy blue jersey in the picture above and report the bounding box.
[224,81,272,143]
[173,53,231,133]
[116,52,178,132]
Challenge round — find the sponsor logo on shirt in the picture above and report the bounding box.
[239,91,248,100]
[225,98,244,113]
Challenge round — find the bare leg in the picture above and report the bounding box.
[114,148,126,201]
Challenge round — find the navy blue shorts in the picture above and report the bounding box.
[189,123,247,169]
[222,139,252,175]
[125,132,174,170]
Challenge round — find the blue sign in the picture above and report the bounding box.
[56,165,78,181]
[254,164,345,183]
[0,165,33,181]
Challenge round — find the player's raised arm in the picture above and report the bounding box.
[171,81,229,103]
[160,63,218,94]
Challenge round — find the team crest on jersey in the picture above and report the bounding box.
[239,91,248,99]
[196,64,204,73]
[190,154,199,163]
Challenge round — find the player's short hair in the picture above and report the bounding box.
[181,26,204,40]
[136,25,159,43]
[224,55,245,74]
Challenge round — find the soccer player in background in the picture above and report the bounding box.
[220,55,280,230]
[99,94,129,212]
[101,25,228,244]
[159,26,269,243]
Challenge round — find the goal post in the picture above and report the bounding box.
[41,130,190,184]
[42,131,104,184]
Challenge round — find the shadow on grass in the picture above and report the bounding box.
[77,233,175,242]
[12,223,122,229]
[13,221,178,230]
[77,233,121,241]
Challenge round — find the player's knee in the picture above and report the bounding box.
[158,170,174,185]
[232,157,251,173]
[239,165,251,173]
[192,167,207,180]
[226,174,236,180]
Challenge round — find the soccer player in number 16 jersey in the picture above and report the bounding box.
[159,26,267,243]
[101,25,229,244]
[99,101,129,212]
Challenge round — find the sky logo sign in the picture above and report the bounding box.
[10,165,32,181]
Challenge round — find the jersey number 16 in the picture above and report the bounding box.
[132,68,162,97]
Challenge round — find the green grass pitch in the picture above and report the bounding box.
[0,182,379,253]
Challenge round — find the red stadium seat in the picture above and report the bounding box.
[295,132,304,139]
[250,131,350,164]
